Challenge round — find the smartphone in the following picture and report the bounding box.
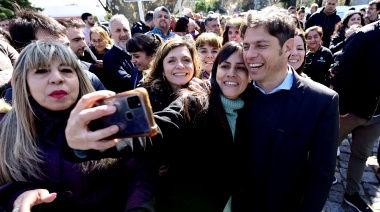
[88,87,158,140]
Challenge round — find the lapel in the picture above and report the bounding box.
[271,70,306,157]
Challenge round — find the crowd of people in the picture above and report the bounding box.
[0,1,379,211]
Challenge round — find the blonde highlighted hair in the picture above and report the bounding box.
[90,26,114,46]
[0,41,114,185]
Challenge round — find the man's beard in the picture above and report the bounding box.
[159,21,167,29]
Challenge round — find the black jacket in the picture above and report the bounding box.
[102,45,134,93]
[332,21,380,119]
[131,21,151,37]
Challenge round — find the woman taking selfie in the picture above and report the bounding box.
[0,41,155,212]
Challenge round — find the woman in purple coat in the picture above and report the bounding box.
[0,41,155,212]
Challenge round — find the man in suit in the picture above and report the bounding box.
[231,6,339,212]
[102,14,135,93]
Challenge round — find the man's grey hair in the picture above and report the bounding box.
[205,14,219,26]
[109,14,130,31]
[153,6,171,19]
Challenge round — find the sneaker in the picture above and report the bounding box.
[344,192,373,212]
[332,175,338,185]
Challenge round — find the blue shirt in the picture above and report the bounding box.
[146,27,180,40]
[253,66,294,95]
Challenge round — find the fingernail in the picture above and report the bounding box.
[108,105,117,113]
[110,125,119,133]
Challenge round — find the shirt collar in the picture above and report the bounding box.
[253,66,294,95]
[114,43,130,55]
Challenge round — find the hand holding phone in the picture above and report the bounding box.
[88,88,158,140]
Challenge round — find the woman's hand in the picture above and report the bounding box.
[188,78,207,93]
[95,60,103,69]
[65,90,120,150]
[13,189,56,212]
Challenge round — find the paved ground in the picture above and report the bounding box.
[324,134,380,212]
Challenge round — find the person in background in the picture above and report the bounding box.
[288,28,308,77]
[131,11,154,37]
[297,7,307,30]
[0,18,10,32]
[89,26,113,61]
[366,0,380,23]
[173,17,190,37]
[195,32,222,79]
[65,41,250,212]
[194,13,205,34]
[81,12,95,46]
[204,13,221,36]
[306,0,341,47]
[287,5,297,15]
[306,3,319,21]
[0,29,16,49]
[170,16,177,32]
[101,14,135,93]
[330,19,380,212]
[231,6,339,211]
[360,7,367,16]
[0,41,155,212]
[126,33,163,88]
[222,17,243,45]
[329,11,364,54]
[187,18,199,40]
[57,18,103,84]
[219,16,227,35]
[182,7,194,20]
[303,26,333,87]
[0,40,18,97]
[291,14,304,31]
[146,6,180,41]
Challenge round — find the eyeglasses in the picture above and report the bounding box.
[91,39,104,44]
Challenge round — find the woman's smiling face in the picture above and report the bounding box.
[163,46,195,91]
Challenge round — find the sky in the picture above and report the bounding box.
[29,0,104,7]
[29,0,107,20]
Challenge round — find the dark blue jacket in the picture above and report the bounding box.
[102,45,134,93]
[233,70,339,212]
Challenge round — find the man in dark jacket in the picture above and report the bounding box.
[306,0,341,47]
[232,6,339,212]
[131,11,154,37]
[102,14,135,93]
[331,21,380,212]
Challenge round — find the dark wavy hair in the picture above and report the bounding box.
[331,11,364,39]
[126,33,163,56]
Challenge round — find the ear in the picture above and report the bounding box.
[283,38,294,57]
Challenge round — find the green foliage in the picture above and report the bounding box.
[0,0,42,19]
[195,0,227,15]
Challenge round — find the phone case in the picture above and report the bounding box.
[88,87,158,139]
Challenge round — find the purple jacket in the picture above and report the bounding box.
[0,99,155,212]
